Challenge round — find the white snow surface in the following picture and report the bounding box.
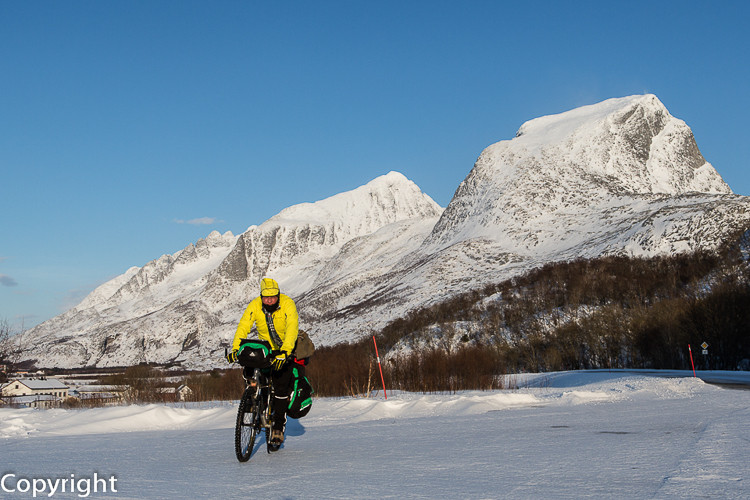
[2,370,749,499]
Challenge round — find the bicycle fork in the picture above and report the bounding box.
[255,369,274,433]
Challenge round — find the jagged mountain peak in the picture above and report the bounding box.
[483,94,730,196]
[268,171,441,227]
[215,171,443,288]
[426,94,733,250]
[204,229,235,242]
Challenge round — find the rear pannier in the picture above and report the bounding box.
[287,365,314,419]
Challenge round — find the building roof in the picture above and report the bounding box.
[9,378,69,390]
[74,384,126,393]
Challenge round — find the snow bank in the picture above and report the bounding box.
[3,370,749,499]
[3,371,744,440]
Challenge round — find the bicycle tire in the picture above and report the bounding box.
[234,387,259,462]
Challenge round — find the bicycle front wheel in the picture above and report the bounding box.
[235,388,259,462]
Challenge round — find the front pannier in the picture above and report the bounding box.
[237,339,272,369]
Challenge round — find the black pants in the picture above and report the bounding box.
[271,361,294,431]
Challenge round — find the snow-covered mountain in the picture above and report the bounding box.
[15,95,750,369]
[16,172,443,368]
[397,95,746,291]
[425,94,731,253]
[301,95,749,343]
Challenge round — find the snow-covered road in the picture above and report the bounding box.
[2,371,749,499]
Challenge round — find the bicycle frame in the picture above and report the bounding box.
[247,367,275,434]
[235,365,278,461]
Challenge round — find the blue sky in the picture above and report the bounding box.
[2,1,749,330]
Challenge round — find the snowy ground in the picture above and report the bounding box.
[2,370,749,499]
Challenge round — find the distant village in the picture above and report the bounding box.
[0,366,194,409]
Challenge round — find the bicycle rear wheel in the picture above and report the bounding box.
[235,387,259,462]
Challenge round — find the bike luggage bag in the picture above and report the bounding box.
[237,339,272,369]
[287,365,313,419]
[293,329,315,360]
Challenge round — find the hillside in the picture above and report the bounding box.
[11,95,750,369]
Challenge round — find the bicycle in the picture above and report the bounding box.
[234,365,281,462]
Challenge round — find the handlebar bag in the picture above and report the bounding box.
[237,339,273,369]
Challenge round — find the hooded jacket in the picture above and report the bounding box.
[232,293,299,355]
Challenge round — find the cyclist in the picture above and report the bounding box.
[227,277,299,446]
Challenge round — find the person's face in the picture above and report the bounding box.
[262,295,279,307]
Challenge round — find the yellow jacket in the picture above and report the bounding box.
[232,294,299,355]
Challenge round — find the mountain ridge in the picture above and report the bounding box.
[15,172,443,368]
[12,95,750,369]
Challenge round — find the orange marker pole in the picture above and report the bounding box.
[373,336,387,400]
[688,344,696,377]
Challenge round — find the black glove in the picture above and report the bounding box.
[271,350,288,371]
[226,349,238,364]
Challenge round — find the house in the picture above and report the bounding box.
[2,378,69,398]
[176,384,193,402]
[1,378,70,408]
[155,384,193,402]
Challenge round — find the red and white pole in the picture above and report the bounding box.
[373,336,387,400]
[688,344,696,377]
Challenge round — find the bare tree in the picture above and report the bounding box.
[0,318,11,381]
[0,318,22,381]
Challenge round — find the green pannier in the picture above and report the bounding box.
[287,365,313,419]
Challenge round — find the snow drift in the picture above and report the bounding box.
[3,371,749,499]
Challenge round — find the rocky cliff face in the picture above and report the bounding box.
[14,96,750,369]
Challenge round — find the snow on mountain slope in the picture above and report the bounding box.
[508,94,727,195]
[14,172,442,368]
[12,231,238,367]
[393,95,748,291]
[210,171,442,292]
[426,95,731,251]
[309,95,750,342]
[12,95,750,369]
